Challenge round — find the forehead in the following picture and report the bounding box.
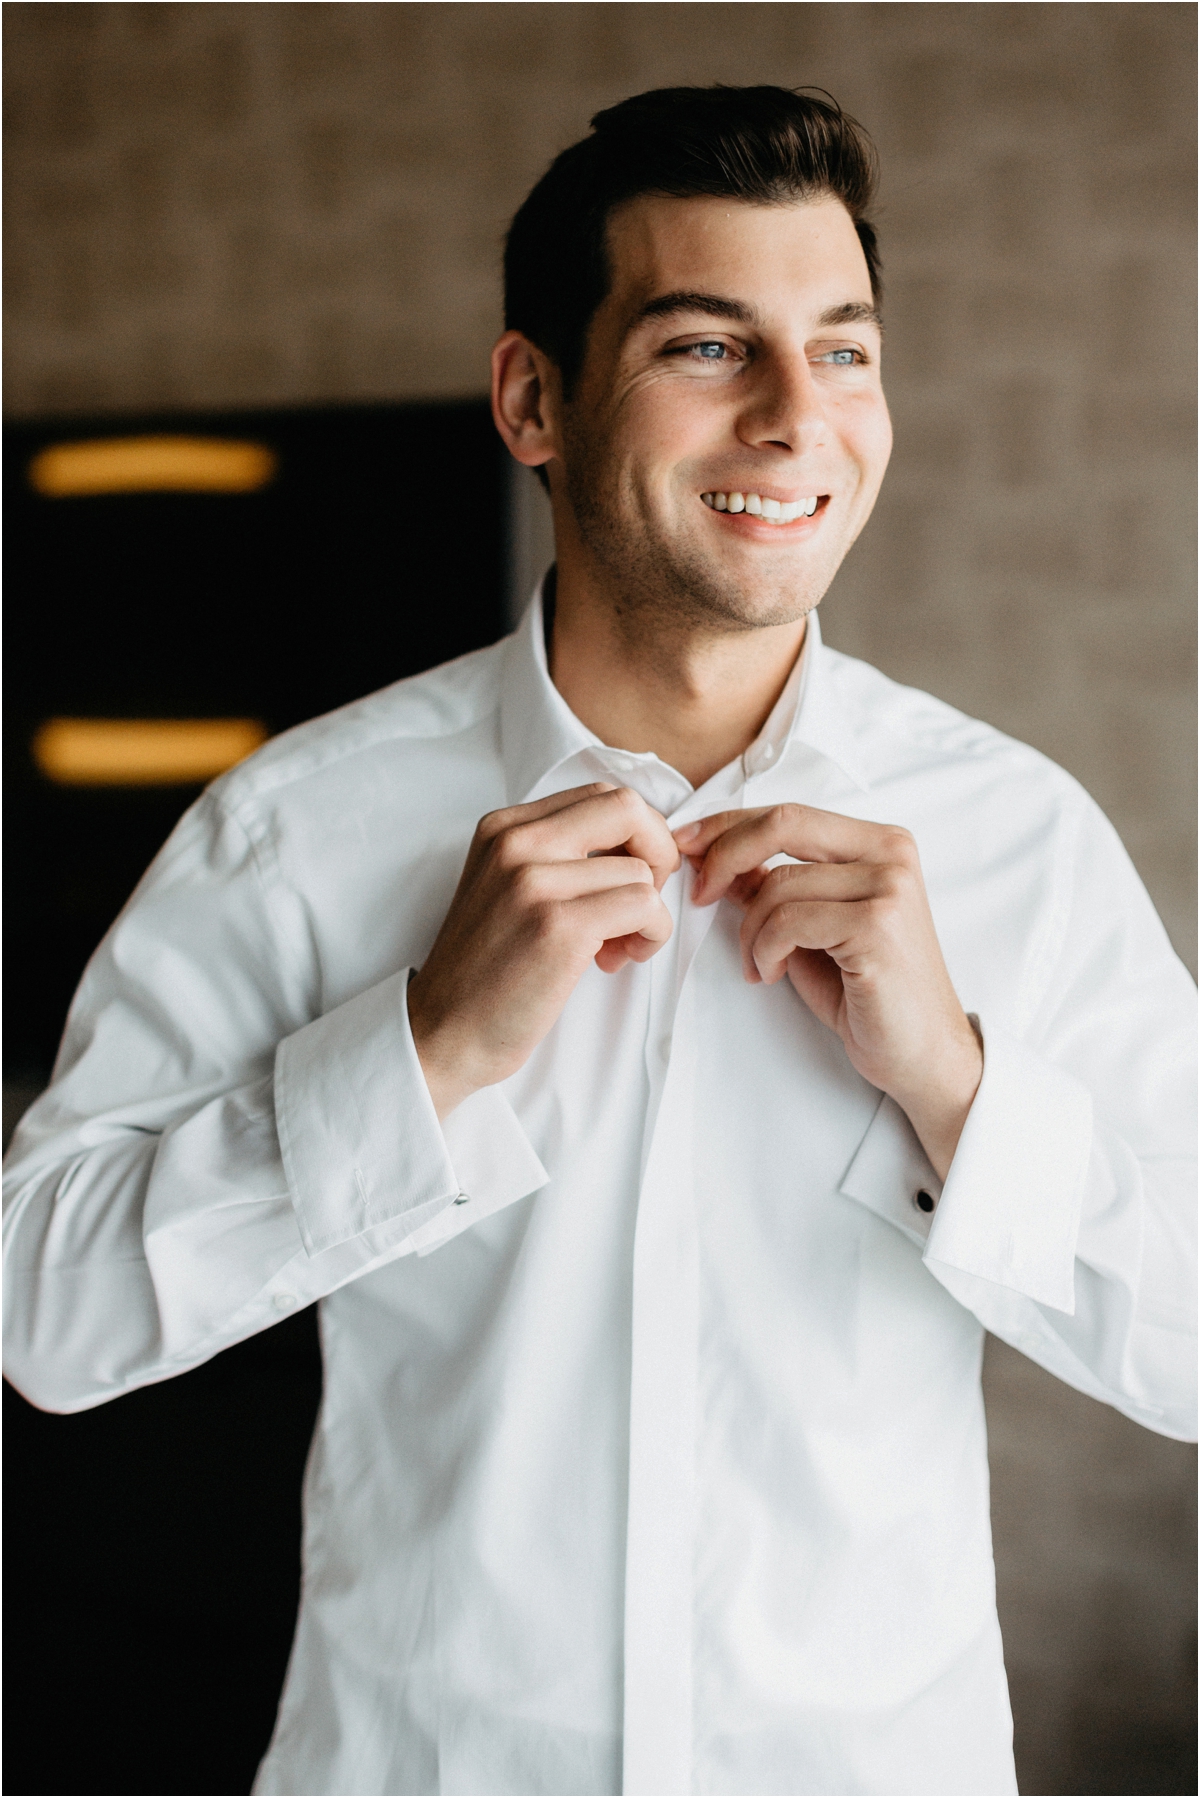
[603,193,873,320]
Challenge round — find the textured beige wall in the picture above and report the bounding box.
[4,6,1196,1793]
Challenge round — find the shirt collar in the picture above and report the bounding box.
[499,575,871,813]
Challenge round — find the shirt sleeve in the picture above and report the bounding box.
[839,790,1196,1442]
[2,789,548,1415]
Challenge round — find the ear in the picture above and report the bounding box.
[490,330,561,470]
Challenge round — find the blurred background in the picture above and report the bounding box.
[3,4,1195,1794]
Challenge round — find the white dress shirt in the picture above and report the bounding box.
[5,586,1195,1798]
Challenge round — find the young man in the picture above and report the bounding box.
[5,87,1194,1798]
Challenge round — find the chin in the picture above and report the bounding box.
[723,591,818,631]
[684,556,833,631]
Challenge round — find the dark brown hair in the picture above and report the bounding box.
[504,84,881,396]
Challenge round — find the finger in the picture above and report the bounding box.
[686,805,913,903]
[673,808,747,853]
[784,946,848,1034]
[512,787,681,889]
[736,868,876,980]
[480,782,618,839]
[722,859,866,912]
[512,855,656,907]
[677,802,883,859]
[733,858,881,924]
[594,939,635,974]
[744,897,868,985]
[595,927,664,974]
[568,882,674,954]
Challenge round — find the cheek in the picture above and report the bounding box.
[619,381,728,476]
[838,396,893,491]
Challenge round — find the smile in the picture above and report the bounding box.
[701,491,820,523]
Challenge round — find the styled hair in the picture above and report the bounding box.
[504,84,881,397]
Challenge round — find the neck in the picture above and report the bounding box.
[546,560,809,792]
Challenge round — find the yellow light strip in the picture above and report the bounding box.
[33,718,269,786]
[28,436,277,497]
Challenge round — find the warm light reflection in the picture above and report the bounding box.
[33,718,269,786]
[28,436,278,497]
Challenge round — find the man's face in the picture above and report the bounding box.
[554,193,892,631]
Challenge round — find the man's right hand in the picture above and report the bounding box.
[407,784,680,1119]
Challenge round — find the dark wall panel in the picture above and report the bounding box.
[5,400,508,1076]
[4,400,508,1796]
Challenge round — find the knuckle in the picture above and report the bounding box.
[880,824,917,863]
[773,899,803,934]
[476,807,508,843]
[510,862,545,905]
[530,898,567,944]
[870,864,906,900]
[490,826,528,872]
[864,893,903,933]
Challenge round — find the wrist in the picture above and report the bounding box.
[406,973,484,1122]
[892,1015,983,1183]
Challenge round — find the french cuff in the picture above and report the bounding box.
[838,1019,1092,1315]
[922,1018,1092,1314]
[275,968,548,1256]
[839,1093,944,1251]
[404,1082,549,1256]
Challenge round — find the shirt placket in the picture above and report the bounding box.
[621,858,718,1796]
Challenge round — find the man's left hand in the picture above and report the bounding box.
[674,804,982,1181]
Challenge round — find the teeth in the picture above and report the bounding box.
[702,492,820,522]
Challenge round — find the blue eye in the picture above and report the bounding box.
[694,342,726,359]
[822,349,858,366]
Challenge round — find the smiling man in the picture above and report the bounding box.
[4,87,1195,1798]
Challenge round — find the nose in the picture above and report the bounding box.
[736,349,826,457]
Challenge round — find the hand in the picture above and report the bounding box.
[675,804,982,1179]
[409,784,680,1118]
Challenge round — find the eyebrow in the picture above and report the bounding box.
[816,300,884,330]
[636,290,762,328]
[633,291,883,331]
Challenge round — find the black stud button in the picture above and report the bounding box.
[915,1189,935,1214]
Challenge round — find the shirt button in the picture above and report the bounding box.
[914,1189,936,1214]
[273,1291,297,1311]
[454,1192,470,1206]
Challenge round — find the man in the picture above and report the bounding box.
[4,86,1194,1798]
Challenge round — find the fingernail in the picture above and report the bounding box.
[673,821,700,843]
